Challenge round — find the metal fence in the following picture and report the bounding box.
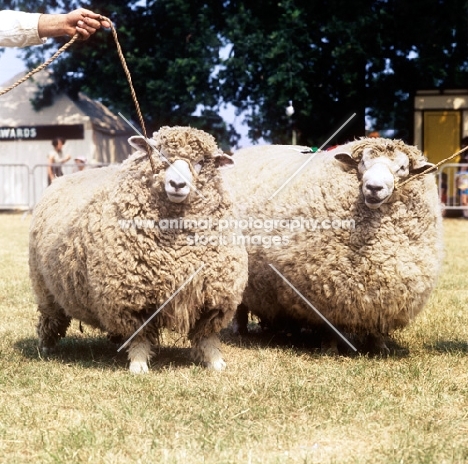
[0,164,30,210]
[1,162,467,213]
[0,163,108,210]
[438,163,468,215]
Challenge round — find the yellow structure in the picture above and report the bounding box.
[414,89,468,163]
[414,89,468,211]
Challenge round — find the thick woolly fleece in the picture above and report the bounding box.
[30,126,248,354]
[221,138,443,338]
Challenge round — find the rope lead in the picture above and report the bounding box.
[400,144,468,187]
[0,15,157,175]
[0,33,80,97]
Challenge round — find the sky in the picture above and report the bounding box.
[0,47,26,85]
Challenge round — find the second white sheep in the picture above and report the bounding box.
[222,138,443,354]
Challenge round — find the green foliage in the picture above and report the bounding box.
[1,0,236,147]
[2,0,468,147]
[221,0,468,145]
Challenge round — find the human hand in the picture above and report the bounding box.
[65,8,111,40]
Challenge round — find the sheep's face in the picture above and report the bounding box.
[164,158,202,203]
[162,151,235,203]
[128,135,234,204]
[359,148,409,209]
[335,144,434,210]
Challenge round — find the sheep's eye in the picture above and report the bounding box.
[194,159,205,174]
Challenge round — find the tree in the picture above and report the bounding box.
[2,0,468,147]
[388,0,468,141]
[220,0,386,146]
[221,0,468,146]
[0,0,238,149]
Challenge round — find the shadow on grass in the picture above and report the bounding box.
[14,335,195,371]
[221,324,410,359]
[13,324,413,372]
[221,325,323,351]
[424,340,468,354]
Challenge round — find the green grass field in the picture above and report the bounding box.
[0,212,467,463]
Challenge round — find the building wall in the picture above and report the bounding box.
[414,90,468,149]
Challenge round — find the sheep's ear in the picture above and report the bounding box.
[335,152,358,168]
[128,136,155,152]
[214,152,235,169]
[409,162,435,175]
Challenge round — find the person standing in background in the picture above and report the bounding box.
[457,137,468,218]
[47,137,71,185]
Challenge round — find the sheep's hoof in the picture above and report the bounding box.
[321,336,339,356]
[366,334,390,357]
[129,361,149,374]
[376,344,390,357]
[230,319,241,335]
[206,358,226,372]
[321,346,339,356]
[40,346,55,356]
[191,335,227,371]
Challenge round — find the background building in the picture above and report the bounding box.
[0,71,133,209]
[414,89,468,213]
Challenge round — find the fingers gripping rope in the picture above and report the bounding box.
[0,16,157,175]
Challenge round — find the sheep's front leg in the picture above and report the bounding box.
[231,303,249,335]
[127,338,151,374]
[190,308,235,371]
[36,302,71,354]
[191,334,226,371]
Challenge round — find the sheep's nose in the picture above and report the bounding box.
[169,180,187,190]
[366,183,384,193]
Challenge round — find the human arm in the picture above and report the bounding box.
[0,11,43,47]
[47,154,55,181]
[0,9,110,48]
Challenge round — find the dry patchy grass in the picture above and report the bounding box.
[0,213,468,463]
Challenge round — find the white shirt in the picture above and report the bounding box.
[48,149,69,164]
[0,11,46,47]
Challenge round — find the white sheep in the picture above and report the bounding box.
[29,126,248,372]
[222,138,443,354]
